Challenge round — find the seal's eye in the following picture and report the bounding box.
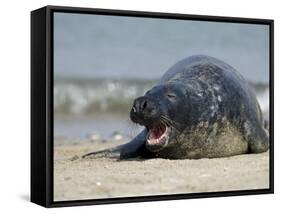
[166,93,177,99]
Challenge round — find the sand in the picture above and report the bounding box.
[54,140,269,201]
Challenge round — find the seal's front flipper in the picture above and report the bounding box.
[82,145,122,159]
[120,129,155,159]
[82,129,154,159]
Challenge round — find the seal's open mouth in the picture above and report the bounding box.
[146,122,171,147]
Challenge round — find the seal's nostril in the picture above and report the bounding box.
[141,100,147,111]
[132,97,151,115]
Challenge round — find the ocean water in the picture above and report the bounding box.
[54,13,269,83]
[54,77,269,139]
[54,78,155,115]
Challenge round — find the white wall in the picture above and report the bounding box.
[0,0,279,213]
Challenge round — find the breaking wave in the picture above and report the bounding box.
[54,77,156,115]
[54,77,269,119]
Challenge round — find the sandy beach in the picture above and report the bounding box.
[54,140,269,201]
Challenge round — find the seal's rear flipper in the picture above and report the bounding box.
[243,120,269,153]
[264,119,269,131]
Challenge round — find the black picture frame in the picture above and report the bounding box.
[31,5,274,208]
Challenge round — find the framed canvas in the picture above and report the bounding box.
[31,5,274,207]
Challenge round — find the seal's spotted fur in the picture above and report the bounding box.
[83,55,269,160]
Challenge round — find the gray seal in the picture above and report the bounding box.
[83,55,269,159]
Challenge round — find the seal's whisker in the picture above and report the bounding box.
[160,115,181,132]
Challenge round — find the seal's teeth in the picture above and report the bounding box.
[146,123,171,146]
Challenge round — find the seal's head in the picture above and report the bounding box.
[130,82,190,152]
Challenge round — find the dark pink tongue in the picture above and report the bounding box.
[152,127,161,138]
[151,123,166,139]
